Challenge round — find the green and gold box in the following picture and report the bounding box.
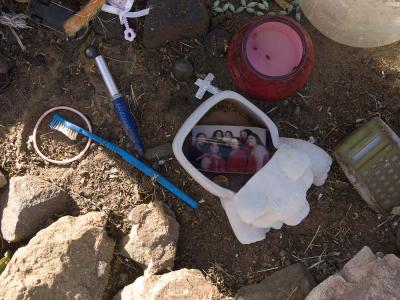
[335,118,400,214]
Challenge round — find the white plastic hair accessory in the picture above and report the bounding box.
[172,75,332,244]
[102,0,150,42]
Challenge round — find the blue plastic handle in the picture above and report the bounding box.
[113,97,144,156]
[118,149,199,209]
[51,114,199,209]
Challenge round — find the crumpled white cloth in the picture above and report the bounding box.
[101,0,150,41]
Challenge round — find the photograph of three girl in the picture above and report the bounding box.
[187,125,271,174]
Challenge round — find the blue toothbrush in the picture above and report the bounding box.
[50,114,199,209]
[85,47,144,156]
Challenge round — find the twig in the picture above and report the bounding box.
[97,15,119,23]
[280,121,298,130]
[286,286,298,300]
[8,27,26,51]
[130,84,138,110]
[104,56,132,63]
[323,126,338,140]
[96,16,107,39]
[345,204,352,217]
[308,259,325,269]
[377,216,394,228]
[254,266,279,273]
[304,225,321,254]
[211,262,235,279]
[317,248,327,270]
[292,254,329,261]
[179,41,194,49]
[297,92,312,103]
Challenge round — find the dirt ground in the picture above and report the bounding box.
[1,0,400,298]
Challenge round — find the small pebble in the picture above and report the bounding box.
[79,170,89,177]
[172,58,194,81]
[205,29,230,57]
[391,206,400,216]
[145,143,173,162]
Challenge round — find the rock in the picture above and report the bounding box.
[0,212,115,300]
[144,143,174,162]
[205,29,230,57]
[340,246,377,282]
[143,0,209,48]
[235,263,316,300]
[114,268,221,300]
[172,58,194,81]
[397,227,400,251]
[1,175,72,242]
[391,205,400,216]
[0,171,6,189]
[121,202,179,275]
[305,246,400,300]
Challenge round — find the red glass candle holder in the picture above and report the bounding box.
[228,15,315,101]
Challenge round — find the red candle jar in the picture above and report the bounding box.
[228,15,315,101]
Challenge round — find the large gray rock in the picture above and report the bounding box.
[0,171,6,189]
[1,175,72,242]
[143,0,209,48]
[235,263,316,300]
[121,202,179,275]
[0,212,115,300]
[306,246,400,300]
[114,268,221,300]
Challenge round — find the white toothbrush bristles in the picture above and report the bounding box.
[50,120,78,141]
